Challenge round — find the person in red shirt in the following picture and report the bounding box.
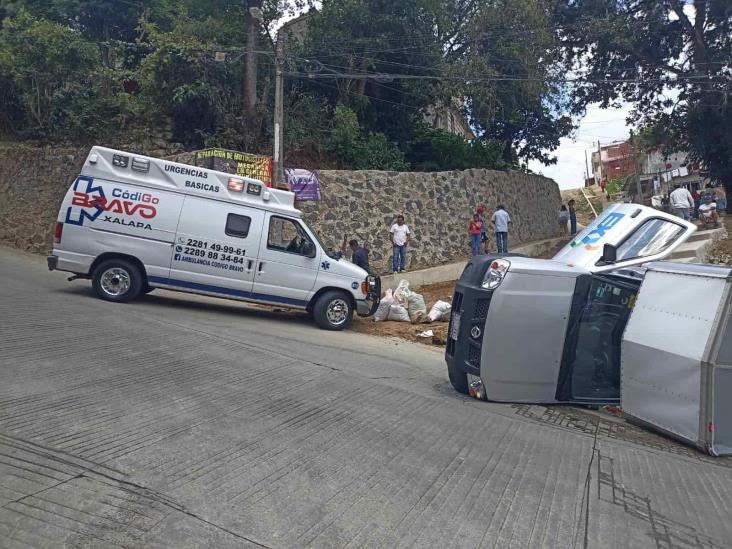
[469,214,483,256]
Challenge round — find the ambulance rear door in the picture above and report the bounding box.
[163,195,264,297]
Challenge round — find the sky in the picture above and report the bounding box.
[527,103,634,190]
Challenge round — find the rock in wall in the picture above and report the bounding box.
[0,145,87,252]
[0,146,562,273]
[299,169,562,273]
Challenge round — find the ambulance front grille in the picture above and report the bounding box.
[467,344,481,367]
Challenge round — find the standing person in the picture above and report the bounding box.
[692,189,701,219]
[491,205,511,254]
[476,205,490,253]
[469,214,483,256]
[568,199,578,235]
[558,205,570,235]
[389,214,411,273]
[715,184,727,215]
[669,184,694,221]
[339,235,370,272]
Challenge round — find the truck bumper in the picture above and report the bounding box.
[357,274,381,317]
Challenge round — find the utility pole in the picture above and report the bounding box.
[584,149,590,186]
[273,33,285,187]
[597,140,602,184]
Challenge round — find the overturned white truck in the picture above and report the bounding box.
[446,203,732,455]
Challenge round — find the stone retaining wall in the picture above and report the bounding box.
[299,169,562,273]
[0,145,562,273]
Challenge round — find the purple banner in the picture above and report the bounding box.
[285,168,321,201]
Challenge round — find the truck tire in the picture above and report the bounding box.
[313,290,353,330]
[448,364,470,395]
[92,259,143,303]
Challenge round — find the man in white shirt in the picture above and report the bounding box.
[669,185,694,221]
[491,205,512,253]
[698,194,720,229]
[389,215,411,273]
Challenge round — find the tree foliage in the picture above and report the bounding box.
[0,0,575,172]
[558,0,732,190]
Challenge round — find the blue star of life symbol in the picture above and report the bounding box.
[321,260,330,270]
[65,176,105,226]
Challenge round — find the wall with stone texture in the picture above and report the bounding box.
[0,145,562,274]
[298,169,562,273]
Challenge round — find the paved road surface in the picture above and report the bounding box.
[1,247,731,548]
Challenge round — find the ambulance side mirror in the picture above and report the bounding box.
[600,243,617,264]
[302,241,316,258]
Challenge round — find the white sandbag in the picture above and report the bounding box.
[373,289,393,322]
[393,279,412,306]
[406,292,427,322]
[428,300,452,322]
[387,304,411,322]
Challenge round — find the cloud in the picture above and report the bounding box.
[528,103,634,190]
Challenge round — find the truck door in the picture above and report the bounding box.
[252,213,319,307]
[555,275,640,404]
[167,196,264,296]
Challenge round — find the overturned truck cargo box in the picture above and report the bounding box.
[621,262,732,456]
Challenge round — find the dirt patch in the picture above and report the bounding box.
[709,215,732,265]
[353,240,568,347]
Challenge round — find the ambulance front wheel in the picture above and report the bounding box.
[313,291,354,330]
[92,259,143,303]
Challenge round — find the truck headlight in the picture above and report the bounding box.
[481,259,510,290]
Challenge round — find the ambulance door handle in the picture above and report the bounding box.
[246,259,253,272]
[257,261,265,274]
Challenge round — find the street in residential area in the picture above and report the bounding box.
[1,246,731,548]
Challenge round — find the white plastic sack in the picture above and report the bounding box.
[373,289,394,322]
[393,279,412,306]
[387,304,411,322]
[428,300,452,322]
[407,292,427,322]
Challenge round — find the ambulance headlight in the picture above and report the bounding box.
[481,259,510,290]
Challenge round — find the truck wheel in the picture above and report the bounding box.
[92,259,143,303]
[313,291,353,330]
[448,364,470,395]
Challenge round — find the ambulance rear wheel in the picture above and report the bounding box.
[448,364,469,395]
[92,259,143,303]
[313,291,353,330]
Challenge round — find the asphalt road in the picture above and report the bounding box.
[1,246,731,548]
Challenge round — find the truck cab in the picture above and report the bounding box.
[446,203,696,404]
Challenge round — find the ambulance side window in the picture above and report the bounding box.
[268,216,314,256]
[225,213,251,238]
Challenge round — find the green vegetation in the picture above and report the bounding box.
[558,0,732,193]
[0,0,574,172]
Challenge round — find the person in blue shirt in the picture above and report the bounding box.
[337,234,370,272]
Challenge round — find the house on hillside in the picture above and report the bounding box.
[591,140,642,184]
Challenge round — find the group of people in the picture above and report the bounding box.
[337,214,411,274]
[468,205,512,256]
[669,183,726,229]
[558,199,578,236]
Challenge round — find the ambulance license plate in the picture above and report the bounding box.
[450,313,461,340]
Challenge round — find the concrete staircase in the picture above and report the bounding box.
[669,227,727,263]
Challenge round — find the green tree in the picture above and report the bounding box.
[0,8,118,139]
[558,0,732,192]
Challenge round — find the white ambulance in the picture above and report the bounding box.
[47,146,380,330]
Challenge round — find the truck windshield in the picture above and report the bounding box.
[615,218,685,262]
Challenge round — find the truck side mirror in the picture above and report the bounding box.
[601,243,617,264]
